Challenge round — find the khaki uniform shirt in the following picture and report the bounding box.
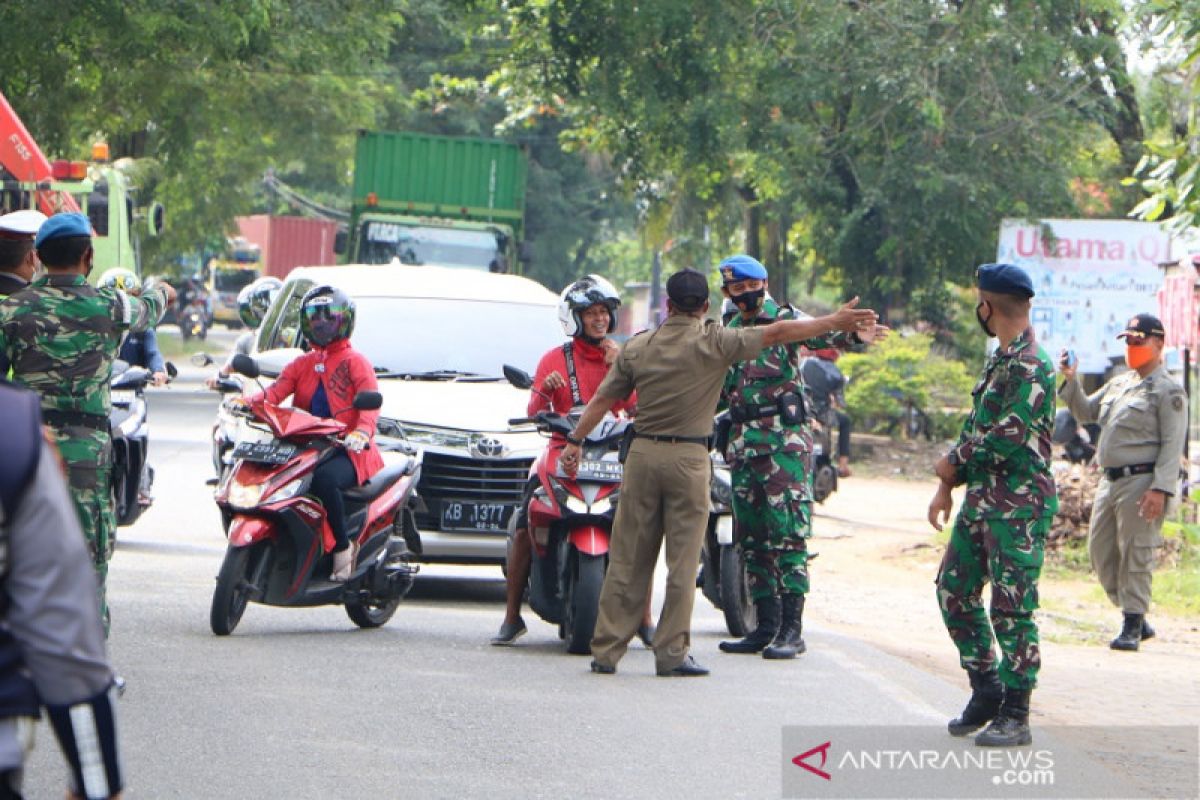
[1059,364,1188,495]
[597,315,767,438]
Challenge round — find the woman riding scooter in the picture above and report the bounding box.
[237,285,383,580]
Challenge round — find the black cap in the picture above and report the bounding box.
[666,268,709,312]
[1117,313,1165,340]
[976,262,1034,298]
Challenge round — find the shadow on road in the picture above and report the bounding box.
[407,573,506,604]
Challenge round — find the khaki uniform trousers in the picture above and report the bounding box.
[1089,472,1163,615]
[591,438,711,670]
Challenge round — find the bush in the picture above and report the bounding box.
[840,332,975,440]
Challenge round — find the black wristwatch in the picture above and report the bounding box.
[565,434,583,446]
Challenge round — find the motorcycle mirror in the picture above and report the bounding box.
[230,354,260,379]
[166,362,178,379]
[353,390,383,411]
[502,364,533,390]
[216,378,243,394]
[190,352,214,367]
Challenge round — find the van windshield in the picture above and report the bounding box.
[351,296,561,377]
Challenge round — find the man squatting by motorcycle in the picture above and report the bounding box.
[235,285,383,581]
[928,263,1057,748]
[715,254,886,659]
[0,212,174,635]
[491,275,646,646]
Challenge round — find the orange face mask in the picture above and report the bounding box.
[1125,344,1156,369]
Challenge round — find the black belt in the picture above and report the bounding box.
[634,433,710,446]
[42,409,109,431]
[1104,462,1156,481]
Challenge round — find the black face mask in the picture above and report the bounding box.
[731,288,766,313]
[975,302,995,338]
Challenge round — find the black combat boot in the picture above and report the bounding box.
[762,594,806,659]
[1141,617,1155,641]
[1110,612,1143,651]
[719,596,780,654]
[975,689,1032,747]
[947,669,1004,736]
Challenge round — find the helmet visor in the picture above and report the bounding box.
[302,299,352,346]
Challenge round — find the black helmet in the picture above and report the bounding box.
[558,274,620,337]
[237,276,282,328]
[299,285,355,347]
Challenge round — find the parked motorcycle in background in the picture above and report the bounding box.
[1053,409,1098,464]
[179,299,209,341]
[110,359,176,527]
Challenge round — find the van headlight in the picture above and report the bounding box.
[378,418,471,449]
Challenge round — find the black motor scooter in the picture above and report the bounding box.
[110,359,176,526]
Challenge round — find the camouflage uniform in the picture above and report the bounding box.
[936,327,1057,691]
[721,299,853,601]
[0,273,167,632]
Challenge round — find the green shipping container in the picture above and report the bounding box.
[352,130,526,236]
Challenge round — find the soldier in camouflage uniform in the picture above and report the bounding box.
[0,212,173,635]
[716,255,884,660]
[928,262,1057,748]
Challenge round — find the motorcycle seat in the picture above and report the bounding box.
[343,459,414,503]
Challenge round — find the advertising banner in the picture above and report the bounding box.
[996,219,1169,374]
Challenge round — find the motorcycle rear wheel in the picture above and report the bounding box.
[210,545,255,635]
[565,552,606,655]
[345,593,401,628]
[719,545,756,638]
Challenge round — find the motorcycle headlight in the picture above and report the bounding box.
[267,478,307,503]
[590,495,613,515]
[563,495,588,514]
[228,480,264,509]
[710,470,733,507]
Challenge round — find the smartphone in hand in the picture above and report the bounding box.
[1060,349,1078,369]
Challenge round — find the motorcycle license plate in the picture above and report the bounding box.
[440,501,513,532]
[574,460,623,481]
[232,440,297,465]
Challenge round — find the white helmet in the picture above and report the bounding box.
[558,274,621,337]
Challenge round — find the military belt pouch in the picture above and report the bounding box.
[1104,462,1156,482]
[43,409,109,431]
[617,426,636,464]
[728,392,806,425]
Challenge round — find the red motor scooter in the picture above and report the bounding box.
[210,355,421,636]
[503,365,628,654]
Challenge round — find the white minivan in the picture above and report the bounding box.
[250,264,563,565]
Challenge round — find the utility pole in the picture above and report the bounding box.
[650,249,662,328]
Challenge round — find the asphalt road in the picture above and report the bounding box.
[20,367,1177,799]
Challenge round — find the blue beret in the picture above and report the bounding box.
[34,212,92,248]
[717,254,768,284]
[976,262,1034,298]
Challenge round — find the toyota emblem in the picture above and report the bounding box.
[471,435,506,458]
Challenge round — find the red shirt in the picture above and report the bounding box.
[528,338,636,416]
[254,339,385,484]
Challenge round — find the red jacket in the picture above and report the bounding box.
[529,338,636,417]
[254,339,384,484]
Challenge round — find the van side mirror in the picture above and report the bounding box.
[231,354,260,379]
[353,390,383,411]
[334,229,348,256]
[148,202,165,236]
[503,364,532,390]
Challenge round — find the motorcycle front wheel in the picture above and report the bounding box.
[565,552,606,655]
[719,545,756,637]
[210,544,261,635]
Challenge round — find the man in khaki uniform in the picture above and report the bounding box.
[560,268,878,676]
[1058,313,1188,651]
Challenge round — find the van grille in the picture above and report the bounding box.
[416,452,534,528]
